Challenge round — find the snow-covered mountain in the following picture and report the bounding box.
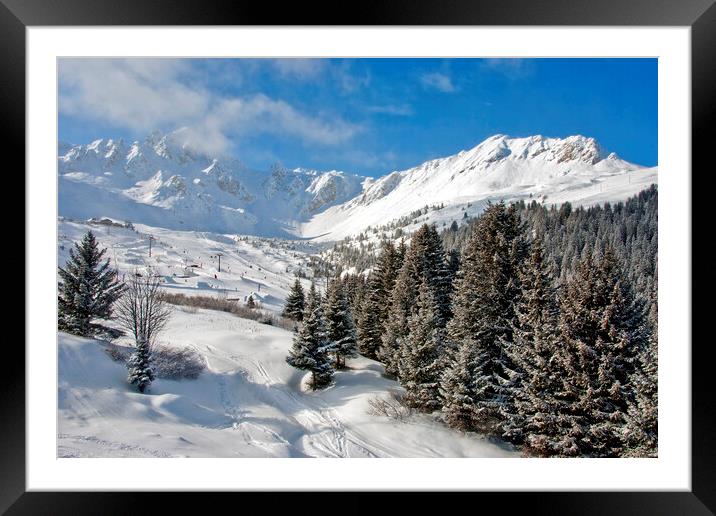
[58,128,366,236]
[300,134,658,241]
[58,131,657,241]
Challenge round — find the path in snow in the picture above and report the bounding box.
[58,307,517,458]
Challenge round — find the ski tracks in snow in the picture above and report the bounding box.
[58,433,174,458]
[213,353,380,458]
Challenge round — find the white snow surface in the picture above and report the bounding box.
[58,321,515,458]
[59,131,656,241]
[57,219,516,457]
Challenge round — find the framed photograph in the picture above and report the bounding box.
[8,0,713,512]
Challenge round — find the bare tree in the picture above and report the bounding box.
[115,271,171,348]
[115,271,171,392]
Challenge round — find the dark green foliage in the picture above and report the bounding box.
[358,242,402,361]
[356,289,384,360]
[380,224,451,378]
[441,202,527,434]
[545,248,648,457]
[399,278,446,412]
[624,289,658,457]
[443,185,658,326]
[282,278,305,321]
[501,239,562,446]
[127,336,154,393]
[324,277,358,369]
[327,187,658,457]
[58,230,125,336]
[286,284,334,389]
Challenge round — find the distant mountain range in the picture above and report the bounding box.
[58,129,657,240]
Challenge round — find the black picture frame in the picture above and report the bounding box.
[5,0,712,513]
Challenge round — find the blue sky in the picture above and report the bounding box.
[59,58,657,176]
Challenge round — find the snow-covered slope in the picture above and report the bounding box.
[58,218,323,313]
[57,219,516,458]
[59,132,656,241]
[58,322,516,458]
[300,135,658,241]
[58,129,366,236]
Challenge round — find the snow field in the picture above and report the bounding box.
[57,219,516,457]
[58,307,516,458]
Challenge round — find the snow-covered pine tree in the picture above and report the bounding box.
[439,339,483,430]
[399,278,446,412]
[623,328,657,457]
[343,273,367,322]
[375,241,402,322]
[554,247,648,457]
[127,336,154,393]
[440,202,527,435]
[501,239,563,446]
[324,277,358,369]
[286,284,334,389]
[426,224,453,320]
[380,224,451,378]
[358,242,400,363]
[282,278,305,321]
[446,248,460,283]
[396,238,407,265]
[624,276,658,457]
[356,279,383,359]
[58,230,125,336]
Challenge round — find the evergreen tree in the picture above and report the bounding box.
[399,278,446,412]
[441,202,527,435]
[324,277,358,369]
[551,248,648,457]
[246,295,256,309]
[624,277,658,457]
[439,340,483,430]
[282,278,305,321]
[357,242,401,361]
[375,242,402,321]
[501,239,563,446]
[344,273,367,320]
[127,336,154,393]
[58,230,125,336]
[446,248,460,283]
[356,277,384,360]
[380,224,451,378]
[286,284,333,389]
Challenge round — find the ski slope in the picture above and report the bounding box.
[58,218,324,314]
[57,218,517,457]
[58,310,516,458]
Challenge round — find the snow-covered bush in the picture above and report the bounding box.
[367,390,413,421]
[162,292,295,330]
[150,344,206,380]
[104,343,131,362]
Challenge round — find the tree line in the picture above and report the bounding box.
[282,186,658,457]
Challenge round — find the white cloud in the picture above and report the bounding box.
[331,61,371,94]
[482,58,532,77]
[58,58,361,155]
[421,72,456,93]
[269,59,326,80]
[367,104,413,116]
[207,95,361,147]
[59,59,208,132]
